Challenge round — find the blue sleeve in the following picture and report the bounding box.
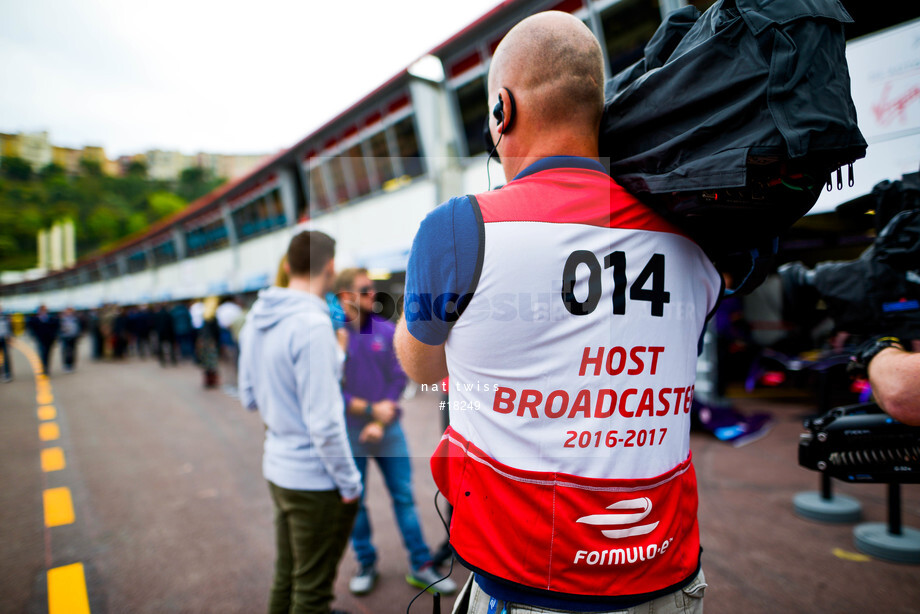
[325,293,346,331]
[404,196,482,346]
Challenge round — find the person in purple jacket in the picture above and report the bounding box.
[334,268,456,598]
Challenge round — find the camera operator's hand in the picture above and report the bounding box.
[870,347,920,426]
[847,335,904,378]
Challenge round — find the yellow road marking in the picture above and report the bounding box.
[41,447,66,472]
[44,487,75,527]
[38,392,54,405]
[39,422,61,442]
[48,563,91,614]
[832,547,872,562]
[38,405,57,421]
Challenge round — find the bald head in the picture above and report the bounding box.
[489,11,605,133]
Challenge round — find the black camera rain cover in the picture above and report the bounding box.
[600,0,868,256]
[602,0,867,193]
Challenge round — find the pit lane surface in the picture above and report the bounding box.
[1,339,918,613]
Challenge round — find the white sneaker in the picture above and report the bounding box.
[407,564,457,595]
[349,565,377,595]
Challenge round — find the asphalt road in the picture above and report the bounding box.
[1,337,919,613]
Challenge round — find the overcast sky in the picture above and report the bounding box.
[0,0,503,158]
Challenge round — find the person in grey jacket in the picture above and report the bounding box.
[238,230,361,614]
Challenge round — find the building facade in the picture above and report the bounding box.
[1,0,917,312]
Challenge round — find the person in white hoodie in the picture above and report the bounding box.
[238,230,362,614]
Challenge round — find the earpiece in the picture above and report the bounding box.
[492,88,516,134]
[485,87,515,191]
[492,99,505,127]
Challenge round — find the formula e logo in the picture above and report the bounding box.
[576,497,659,539]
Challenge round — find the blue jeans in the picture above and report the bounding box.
[347,420,432,570]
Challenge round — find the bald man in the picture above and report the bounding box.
[395,12,720,613]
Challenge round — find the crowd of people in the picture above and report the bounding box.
[0,297,246,387]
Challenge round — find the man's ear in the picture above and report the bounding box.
[283,259,291,275]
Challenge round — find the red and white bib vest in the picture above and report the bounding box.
[431,165,721,599]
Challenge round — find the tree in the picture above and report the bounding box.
[78,157,103,177]
[148,191,186,220]
[126,212,149,235]
[1,156,33,182]
[0,234,17,264]
[126,159,148,178]
[180,166,206,185]
[178,166,224,202]
[0,157,223,272]
[86,205,120,243]
[40,162,65,179]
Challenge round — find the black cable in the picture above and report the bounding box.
[487,129,503,191]
[406,491,454,613]
[434,489,451,536]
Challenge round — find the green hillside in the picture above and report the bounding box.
[0,157,224,272]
